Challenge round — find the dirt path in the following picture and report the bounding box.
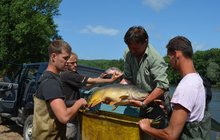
[0,120,23,140]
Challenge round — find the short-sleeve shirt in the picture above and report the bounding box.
[123,44,169,93]
[35,71,65,101]
[60,70,88,101]
[171,73,206,122]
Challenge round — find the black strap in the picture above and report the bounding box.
[201,76,212,106]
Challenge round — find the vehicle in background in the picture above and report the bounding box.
[0,62,106,140]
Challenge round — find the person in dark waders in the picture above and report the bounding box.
[139,36,211,140]
[32,40,87,140]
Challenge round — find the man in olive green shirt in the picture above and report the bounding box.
[120,26,170,128]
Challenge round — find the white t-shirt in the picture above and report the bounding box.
[171,73,206,122]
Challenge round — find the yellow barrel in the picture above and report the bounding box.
[79,110,153,140]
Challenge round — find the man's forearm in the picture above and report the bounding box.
[143,87,164,105]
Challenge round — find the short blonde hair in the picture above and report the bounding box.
[68,52,78,61]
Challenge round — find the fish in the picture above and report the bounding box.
[87,84,149,110]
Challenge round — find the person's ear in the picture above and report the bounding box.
[175,51,181,60]
[145,39,148,44]
[51,53,57,62]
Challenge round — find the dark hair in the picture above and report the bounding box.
[48,40,72,56]
[124,26,149,45]
[166,36,193,58]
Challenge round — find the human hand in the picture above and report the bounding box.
[111,71,123,81]
[153,99,167,114]
[120,78,129,84]
[99,72,108,78]
[77,98,88,108]
[128,99,143,107]
[139,118,152,131]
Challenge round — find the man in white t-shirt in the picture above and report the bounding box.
[138,36,211,140]
[171,73,205,122]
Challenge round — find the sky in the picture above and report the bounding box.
[54,0,220,60]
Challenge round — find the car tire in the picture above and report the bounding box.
[23,115,33,140]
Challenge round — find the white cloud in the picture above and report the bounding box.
[80,25,119,36]
[142,0,174,12]
[192,42,208,52]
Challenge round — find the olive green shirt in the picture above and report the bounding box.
[124,44,169,93]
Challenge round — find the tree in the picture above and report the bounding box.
[193,49,220,85]
[206,61,220,84]
[164,56,181,85]
[78,59,124,72]
[0,0,62,64]
[193,50,208,76]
